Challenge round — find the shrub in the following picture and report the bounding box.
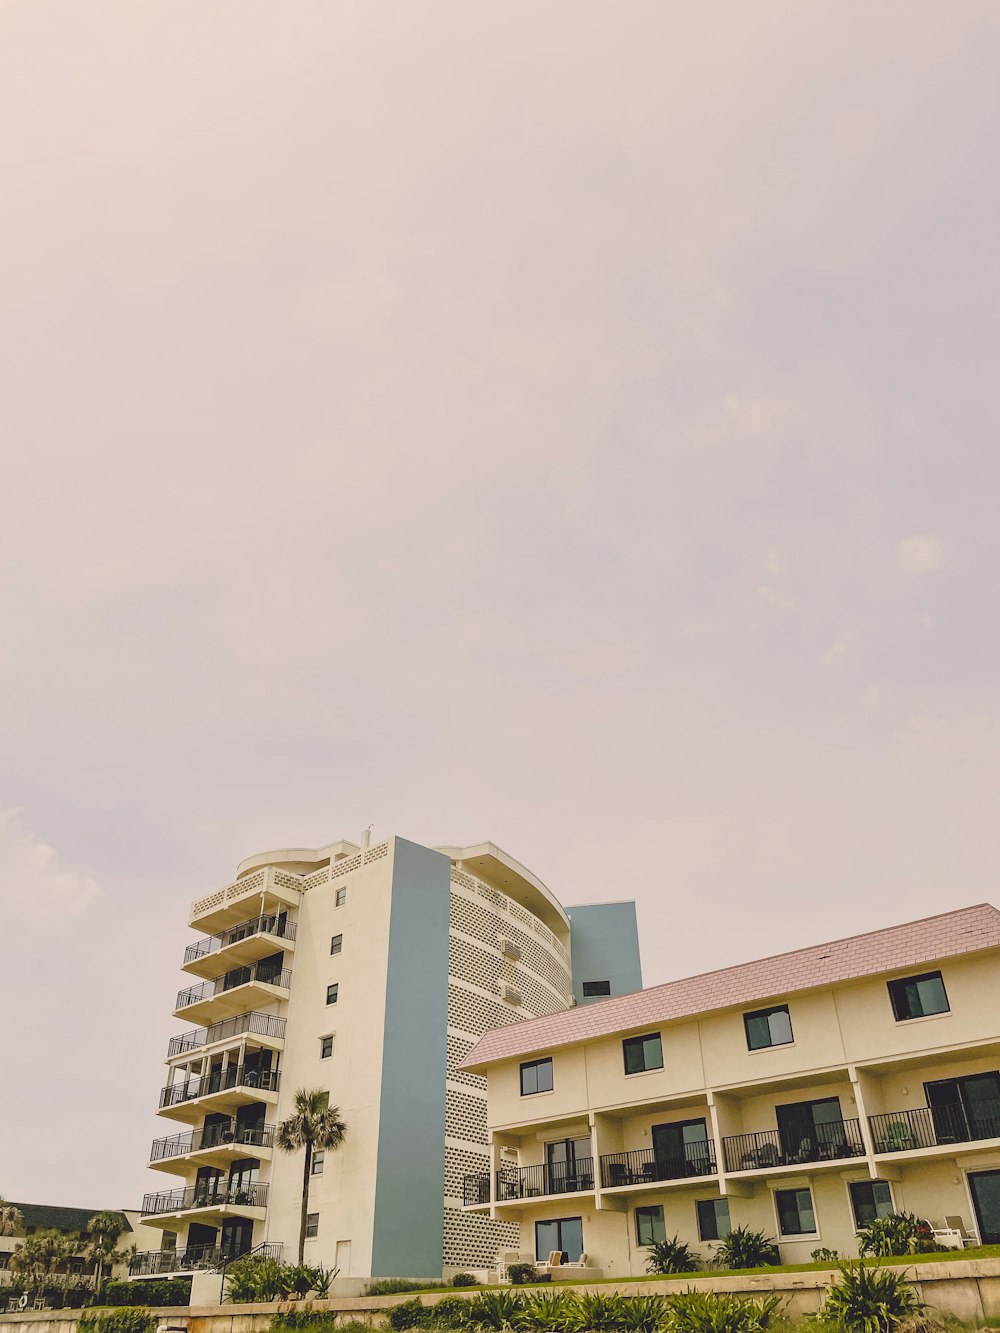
[663,1291,783,1333]
[572,1293,637,1332]
[645,1236,701,1275]
[712,1228,780,1270]
[79,1309,156,1333]
[616,1296,670,1333]
[515,1289,578,1331]
[225,1254,292,1302]
[857,1215,919,1259]
[369,1279,443,1296]
[271,1308,338,1333]
[464,1289,526,1328]
[811,1249,840,1264]
[452,1273,478,1288]
[506,1264,537,1286]
[818,1261,923,1333]
[430,1296,474,1327]
[389,1299,434,1330]
[101,1278,191,1308]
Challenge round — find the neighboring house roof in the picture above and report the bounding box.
[6,1204,129,1236]
[461,902,1000,1071]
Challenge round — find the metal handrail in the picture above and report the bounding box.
[870,1102,1000,1152]
[494,1159,596,1200]
[140,1180,269,1216]
[723,1118,865,1173]
[159,1065,280,1108]
[167,1011,287,1057]
[149,1123,275,1162]
[176,965,292,1011]
[463,1173,491,1206]
[184,915,297,965]
[599,1143,717,1188]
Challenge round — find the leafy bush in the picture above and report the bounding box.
[506,1264,538,1286]
[225,1254,292,1302]
[452,1273,478,1287]
[515,1289,577,1331]
[818,1261,923,1332]
[102,1279,191,1307]
[369,1279,444,1295]
[712,1228,780,1270]
[645,1236,701,1274]
[430,1296,474,1327]
[79,1309,156,1333]
[464,1289,526,1328]
[616,1296,670,1333]
[663,1291,783,1333]
[857,1215,918,1259]
[389,1299,434,1330]
[271,1307,337,1332]
[572,1293,639,1332]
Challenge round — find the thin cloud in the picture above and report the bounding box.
[897,535,951,574]
[0,809,100,916]
[757,584,796,611]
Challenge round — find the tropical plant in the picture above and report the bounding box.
[616,1295,670,1333]
[857,1215,918,1259]
[367,1278,443,1295]
[573,1293,641,1332]
[514,1289,576,1331]
[712,1228,780,1271]
[87,1211,125,1297]
[224,1253,292,1302]
[430,1296,474,1327]
[270,1309,337,1333]
[663,1291,783,1333]
[78,1308,156,1333]
[464,1288,526,1328]
[276,1090,348,1264]
[452,1273,478,1287]
[311,1266,335,1298]
[8,1229,73,1284]
[388,1298,434,1330]
[506,1264,537,1286]
[0,1196,24,1237]
[811,1249,839,1264]
[818,1261,923,1333]
[645,1235,701,1274]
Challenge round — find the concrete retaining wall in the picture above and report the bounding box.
[4,1258,1000,1333]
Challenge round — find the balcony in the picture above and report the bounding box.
[495,1160,596,1202]
[149,1123,275,1172]
[600,1144,717,1189]
[189,865,303,933]
[158,1066,280,1121]
[129,1240,282,1278]
[870,1103,1000,1155]
[174,964,292,1024]
[139,1181,268,1226]
[182,915,297,978]
[464,1173,491,1207]
[167,1011,287,1059]
[722,1119,866,1173]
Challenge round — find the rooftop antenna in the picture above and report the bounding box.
[361,823,373,851]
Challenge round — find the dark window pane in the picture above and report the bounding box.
[320,1036,333,1058]
[696,1199,731,1241]
[623,1033,663,1074]
[849,1181,893,1228]
[521,1058,553,1096]
[635,1206,665,1246]
[776,1187,815,1235]
[326,984,339,1004]
[583,981,612,997]
[534,1217,583,1263]
[330,935,343,955]
[888,971,949,1021]
[744,1005,793,1051]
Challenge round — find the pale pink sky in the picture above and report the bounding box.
[1,1,999,1208]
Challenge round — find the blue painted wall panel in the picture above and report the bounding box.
[565,901,642,1005]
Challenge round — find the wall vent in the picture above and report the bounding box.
[498,937,521,961]
[501,984,522,1005]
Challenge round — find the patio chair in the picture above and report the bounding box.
[944,1216,979,1247]
[496,1251,533,1281]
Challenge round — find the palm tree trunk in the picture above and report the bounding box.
[298,1140,313,1265]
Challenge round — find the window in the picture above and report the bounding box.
[312,1151,325,1176]
[534,1217,583,1263]
[320,1036,334,1059]
[520,1058,553,1096]
[697,1198,731,1241]
[635,1205,666,1247]
[888,971,949,1021]
[305,1213,319,1238]
[744,1005,793,1051]
[335,887,347,907]
[326,983,339,1005]
[330,934,343,955]
[849,1180,893,1228]
[775,1187,816,1236]
[623,1032,663,1075]
[582,980,611,998]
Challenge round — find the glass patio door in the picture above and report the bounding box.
[652,1119,710,1178]
[545,1138,591,1193]
[969,1171,1000,1244]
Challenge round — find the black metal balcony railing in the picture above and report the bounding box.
[723,1119,865,1173]
[495,1159,596,1201]
[149,1123,275,1163]
[464,1173,491,1206]
[130,1240,281,1277]
[600,1144,717,1188]
[184,915,297,966]
[140,1180,269,1217]
[176,965,292,1011]
[159,1065,280,1109]
[870,1102,1000,1153]
[167,1011,288,1058]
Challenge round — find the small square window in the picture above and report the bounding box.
[775,1187,816,1236]
[320,1036,334,1059]
[849,1180,893,1228]
[312,1151,325,1175]
[623,1033,663,1075]
[744,1005,793,1051]
[520,1058,554,1096]
[635,1205,665,1247]
[305,1212,319,1238]
[887,971,949,1022]
[696,1198,731,1241]
[326,983,339,1005]
[335,887,347,907]
[582,980,611,997]
[330,934,343,955]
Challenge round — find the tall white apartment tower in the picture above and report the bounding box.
[134,835,641,1282]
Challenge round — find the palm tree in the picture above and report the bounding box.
[0,1197,24,1237]
[86,1212,124,1296]
[275,1089,347,1263]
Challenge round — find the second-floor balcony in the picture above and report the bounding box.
[130,1241,281,1278]
[159,1066,280,1120]
[495,1160,596,1201]
[174,963,292,1023]
[870,1102,1000,1154]
[182,914,297,978]
[723,1118,866,1173]
[600,1144,718,1189]
[139,1180,268,1223]
[167,1011,287,1059]
[149,1123,275,1170]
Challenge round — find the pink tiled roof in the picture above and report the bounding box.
[461,903,1000,1071]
